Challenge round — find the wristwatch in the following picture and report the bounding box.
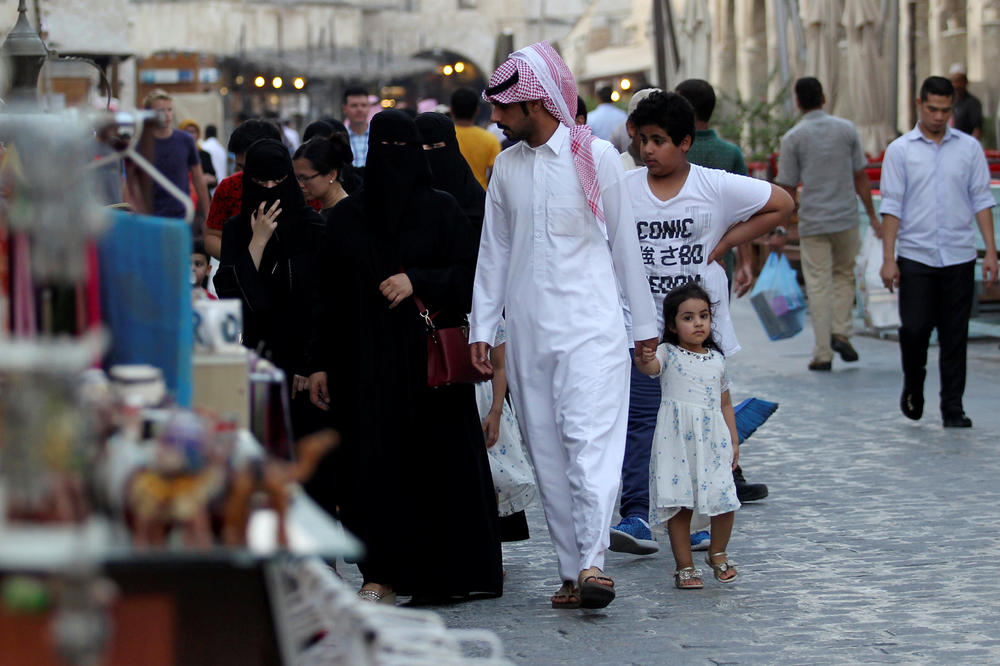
[771,226,788,237]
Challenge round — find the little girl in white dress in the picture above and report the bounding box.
[635,283,741,590]
[475,318,536,539]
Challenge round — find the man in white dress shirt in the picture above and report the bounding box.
[470,42,658,610]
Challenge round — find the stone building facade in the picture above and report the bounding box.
[2,0,587,112]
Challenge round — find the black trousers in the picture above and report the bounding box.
[897,257,975,417]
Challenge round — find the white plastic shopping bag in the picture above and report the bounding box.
[855,232,900,330]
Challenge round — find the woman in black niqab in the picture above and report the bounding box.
[216,139,326,423]
[303,110,502,603]
[415,112,486,229]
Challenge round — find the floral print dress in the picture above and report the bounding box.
[474,319,537,517]
[648,343,740,535]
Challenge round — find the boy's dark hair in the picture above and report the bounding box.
[919,75,954,101]
[675,78,716,123]
[629,91,695,148]
[192,240,210,289]
[204,124,218,139]
[342,86,368,104]
[597,86,614,104]
[794,77,824,111]
[661,282,722,353]
[450,87,480,120]
[192,239,209,259]
[228,119,282,155]
[576,95,587,122]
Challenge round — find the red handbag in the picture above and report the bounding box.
[414,295,493,388]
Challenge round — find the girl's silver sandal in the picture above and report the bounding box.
[705,551,738,583]
[358,588,397,604]
[673,566,704,589]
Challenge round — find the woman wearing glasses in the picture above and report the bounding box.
[292,135,353,221]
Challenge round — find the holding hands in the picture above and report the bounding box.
[470,342,493,375]
[634,337,660,376]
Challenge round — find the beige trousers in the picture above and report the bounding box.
[800,226,861,362]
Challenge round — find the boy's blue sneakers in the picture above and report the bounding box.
[609,516,659,555]
[690,530,711,551]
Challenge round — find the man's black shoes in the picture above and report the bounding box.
[943,413,972,428]
[733,466,768,502]
[830,336,859,362]
[900,389,923,420]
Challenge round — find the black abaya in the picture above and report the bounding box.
[215,139,329,439]
[307,111,502,599]
[415,112,486,229]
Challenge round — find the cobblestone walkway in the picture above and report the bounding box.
[346,297,1000,665]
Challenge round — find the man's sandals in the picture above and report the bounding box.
[550,581,581,609]
[577,567,616,609]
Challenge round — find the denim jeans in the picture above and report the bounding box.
[619,349,661,520]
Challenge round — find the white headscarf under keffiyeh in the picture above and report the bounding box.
[483,42,606,233]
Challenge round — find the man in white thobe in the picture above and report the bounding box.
[470,42,658,610]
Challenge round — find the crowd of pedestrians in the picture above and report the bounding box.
[131,43,996,610]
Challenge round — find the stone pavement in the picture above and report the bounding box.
[345,297,1000,665]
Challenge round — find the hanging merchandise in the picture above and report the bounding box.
[97,209,193,406]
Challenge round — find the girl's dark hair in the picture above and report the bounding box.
[661,281,722,353]
[292,135,353,177]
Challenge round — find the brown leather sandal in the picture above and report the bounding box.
[578,569,616,609]
[550,582,581,609]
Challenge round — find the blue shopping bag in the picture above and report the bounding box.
[749,252,806,340]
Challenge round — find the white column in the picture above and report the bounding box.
[709,0,738,94]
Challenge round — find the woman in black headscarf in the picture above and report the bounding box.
[414,112,486,229]
[416,112,532,543]
[305,110,502,604]
[216,138,326,412]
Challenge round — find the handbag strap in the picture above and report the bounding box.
[411,293,438,330]
[398,265,437,330]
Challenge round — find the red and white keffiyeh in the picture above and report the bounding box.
[483,42,606,232]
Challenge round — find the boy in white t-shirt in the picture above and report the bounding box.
[610,91,793,555]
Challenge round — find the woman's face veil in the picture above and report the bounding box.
[240,138,306,220]
[362,110,432,208]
